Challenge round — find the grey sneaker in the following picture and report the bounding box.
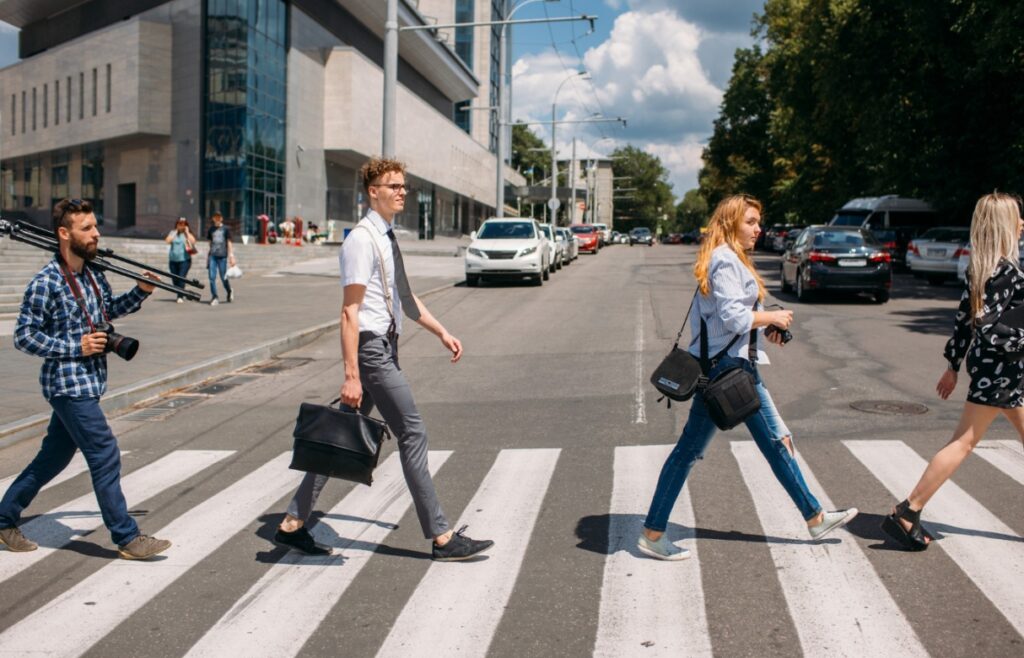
[809,508,859,540]
[0,526,38,552]
[118,534,172,560]
[210,298,220,306]
[636,534,691,561]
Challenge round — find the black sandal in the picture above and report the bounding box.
[880,499,931,551]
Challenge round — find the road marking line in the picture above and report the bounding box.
[594,445,710,657]
[732,441,928,657]
[0,450,130,494]
[0,450,232,586]
[634,297,647,424]
[0,452,302,658]
[185,451,452,658]
[975,440,1024,485]
[376,448,561,658]
[845,440,1024,637]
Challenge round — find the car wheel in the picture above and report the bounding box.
[542,263,550,280]
[926,275,945,286]
[796,269,812,302]
[780,264,792,293]
[466,274,479,287]
[875,290,890,303]
[533,273,543,286]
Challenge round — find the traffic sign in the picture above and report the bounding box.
[547,198,561,212]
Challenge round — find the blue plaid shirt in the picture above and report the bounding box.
[14,256,150,400]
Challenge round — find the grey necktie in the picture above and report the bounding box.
[386,230,420,320]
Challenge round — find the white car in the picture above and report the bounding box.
[957,237,1024,282]
[465,218,551,286]
[557,227,578,262]
[907,227,970,285]
[538,223,564,272]
[593,222,612,246]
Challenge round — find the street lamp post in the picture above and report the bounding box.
[383,0,399,157]
[550,71,589,224]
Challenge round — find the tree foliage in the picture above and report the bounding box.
[511,123,550,183]
[701,0,1024,225]
[610,146,675,232]
[675,189,709,232]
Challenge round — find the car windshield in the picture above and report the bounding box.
[571,226,594,234]
[538,225,553,239]
[812,230,875,248]
[478,222,535,239]
[919,227,969,242]
[631,228,651,236]
[831,211,869,226]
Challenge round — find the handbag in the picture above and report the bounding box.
[700,313,761,431]
[650,291,703,404]
[289,399,391,485]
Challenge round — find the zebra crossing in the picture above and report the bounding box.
[0,439,1020,656]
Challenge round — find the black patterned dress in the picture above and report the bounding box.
[944,259,1024,408]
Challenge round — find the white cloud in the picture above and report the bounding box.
[512,7,746,194]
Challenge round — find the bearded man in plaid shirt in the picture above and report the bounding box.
[0,199,171,560]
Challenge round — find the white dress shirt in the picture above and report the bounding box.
[339,210,405,336]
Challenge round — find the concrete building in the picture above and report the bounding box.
[0,0,521,239]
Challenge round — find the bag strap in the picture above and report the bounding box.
[698,300,759,373]
[353,223,395,324]
[672,290,698,348]
[327,397,392,440]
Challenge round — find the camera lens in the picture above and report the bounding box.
[107,333,139,361]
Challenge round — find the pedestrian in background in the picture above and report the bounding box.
[882,192,1024,551]
[165,217,196,303]
[638,194,858,561]
[206,211,235,306]
[274,157,493,561]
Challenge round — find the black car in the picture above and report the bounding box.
[780,226,892,303]
[629,227,654,246]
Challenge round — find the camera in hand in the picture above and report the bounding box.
[765,325,793,344]
[93,322,139,361]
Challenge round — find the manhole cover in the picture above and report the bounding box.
[190,374,259,395]
[850,400,929,416]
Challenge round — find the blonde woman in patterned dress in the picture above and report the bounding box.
[882,192,1024,551]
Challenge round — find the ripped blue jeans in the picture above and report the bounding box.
[644,355,822,532]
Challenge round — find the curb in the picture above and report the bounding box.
[0,280,459,449]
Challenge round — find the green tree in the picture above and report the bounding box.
[610,145,674,232]
[511,123,549,185]
[676,189,709,232]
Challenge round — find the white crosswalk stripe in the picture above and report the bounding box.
[845,440,1024,638]
[0,449,232,586]
[975,440,1024,485]
[732,441,929,657]
[0,452,302,657]
[376,448,561,658]
[185,451,452,658]
[0,450,130,494]
[594,445,710,657]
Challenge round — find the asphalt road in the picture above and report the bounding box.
[0,245,1021,657]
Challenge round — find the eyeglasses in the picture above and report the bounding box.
[372,183,408,194]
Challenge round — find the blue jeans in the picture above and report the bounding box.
[644,356,822,532]
[208,255,231,300]
[0,396,139,546]
[169,259,191,298]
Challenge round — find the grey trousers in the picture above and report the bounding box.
[286,333,449,539]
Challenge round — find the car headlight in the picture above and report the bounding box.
[519,246,537,257]
[468,247,486,258]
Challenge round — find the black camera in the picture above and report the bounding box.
[94,322,139,361]
[765,325,793,344]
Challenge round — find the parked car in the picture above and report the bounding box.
[681,229,702,245]
[557,227,578,262]
[538,223,563,272]
[772,225,805,252]
[829,196,945,269]
[906,227,971,285]
[593,222,612,246]
[665,233,683,244]
[571,224,601,253]
[781,227,805,252]
[956,237,1024,282]
[464,218,551,286]
[780,226,892,303]
[629,227,654,246]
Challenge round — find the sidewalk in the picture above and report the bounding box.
[0,239,467,446]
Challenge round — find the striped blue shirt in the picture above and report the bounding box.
[687,245,770,364]
[14,256,150,400]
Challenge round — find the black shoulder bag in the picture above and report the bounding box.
[289,398,391,486]
[650,291,704,405]
[700,313,761,431]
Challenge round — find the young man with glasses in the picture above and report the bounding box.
[275,157,493,561]
[0,198,172,560]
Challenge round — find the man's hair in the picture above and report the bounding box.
[360,157,406,194]
[52,198,93,233]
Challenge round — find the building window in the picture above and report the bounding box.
[23,159,40,208]
[43,84,48,128]
[105,64,111,113]
[51,151,69,209]
[92,68,97,116]
[55,80,60,125]
[9,94,14,135]
[82,145,105,222]
[67,76,72,122]
[79,72,84,120]
[32,87,36,131]
[455,0,474,68]
[20,91,25,134]
[1,162,15,210]
[454,100,471,134]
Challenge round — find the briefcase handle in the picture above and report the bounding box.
[326,398,392,440]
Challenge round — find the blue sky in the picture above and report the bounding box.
[0,1,764,195]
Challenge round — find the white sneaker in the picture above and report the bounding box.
[636,534,691,561]
[227,290,234,303]
[210,298,219,306]
[808,508,858,540]
[176,297,184,304]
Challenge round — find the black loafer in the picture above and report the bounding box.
[432,525,494,562]
[274,527,332,556]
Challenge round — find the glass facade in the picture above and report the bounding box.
[50,150,69,209]
[453,0,474,135]
[489,0,502,153]
[81,144,105,222]
[204,0,288,236]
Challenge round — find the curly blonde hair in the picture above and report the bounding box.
[693,195,766,301]
[360,157,406,194]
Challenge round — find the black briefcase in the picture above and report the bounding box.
[289,400,391,486]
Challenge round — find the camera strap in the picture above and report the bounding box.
[57,257,109,333]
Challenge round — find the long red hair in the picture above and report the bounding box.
[693,195,766,301]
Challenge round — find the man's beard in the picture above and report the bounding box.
[69,237,98,261]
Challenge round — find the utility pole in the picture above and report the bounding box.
[569,138,577,224]
[382,0,398,157]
